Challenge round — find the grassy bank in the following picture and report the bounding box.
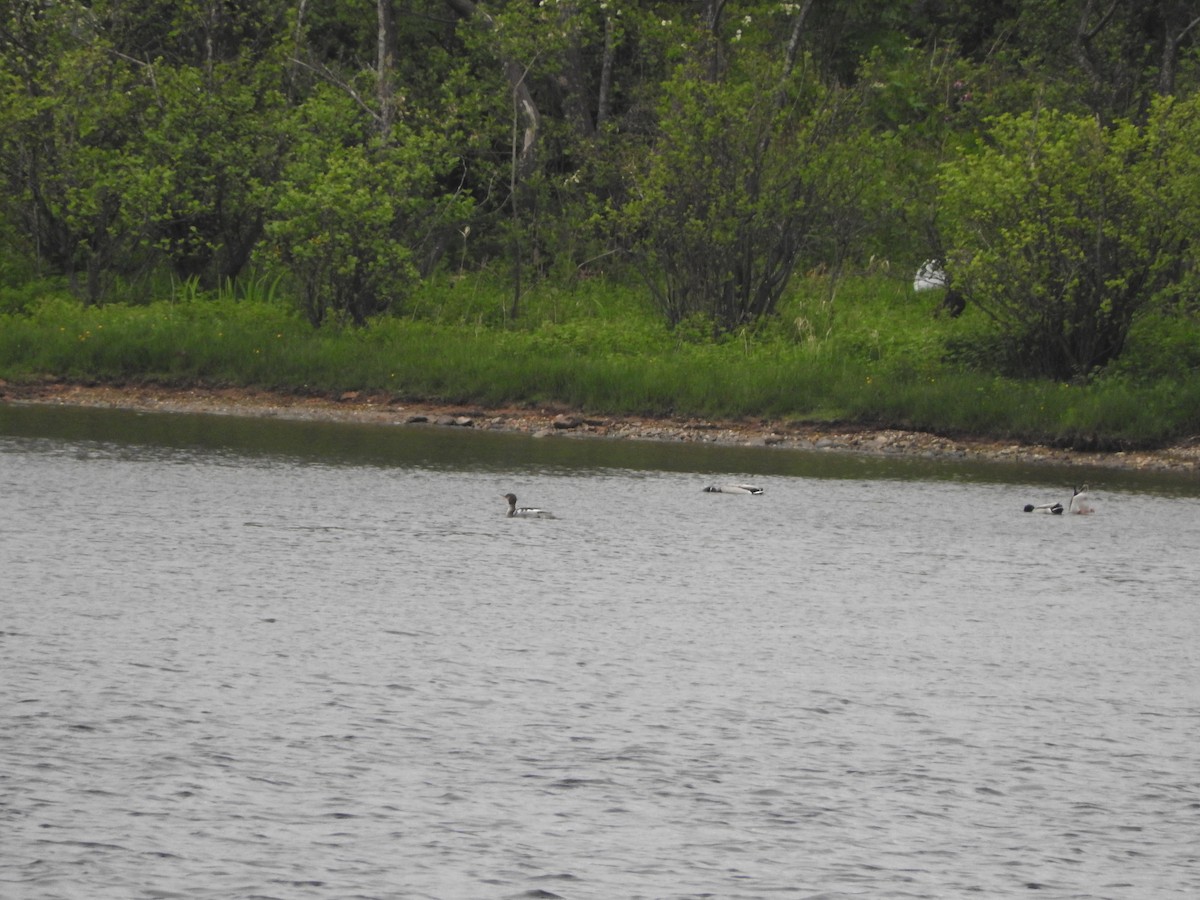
[2,274,1198,450]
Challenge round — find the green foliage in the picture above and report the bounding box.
[139,59,288,286]
[1103,311,1200,384]
[261,87,473,325]
[4,0,1198,322]
[0,274,72,316]
[0,1,294,301]
[4,272,1197,449]
[621,47,877,330]
[1,0,1198,426]
[937,99,1198,381]
[0,38,167,301]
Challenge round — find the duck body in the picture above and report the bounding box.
[502,493,555,518]
[703,483,764,495]
[1023,502,1064,514]
[1069,484,1093,515]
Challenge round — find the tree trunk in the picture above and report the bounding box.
[702,0,726,81]
[554,1,595,138]
[782,0,815,78]
[1157,9,1200,95]
[1073,0,1119,93]
[377,0,396,139]
[596,13,615,128]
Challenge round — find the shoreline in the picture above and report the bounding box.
[4,380,1199,474]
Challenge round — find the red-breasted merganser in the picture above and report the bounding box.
[703,484,764,495]
[1069,484,1093,515]
[502,493,556,518]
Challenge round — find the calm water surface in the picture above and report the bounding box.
[2,404,1199,900]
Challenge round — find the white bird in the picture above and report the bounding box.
[502,493,556,518]
[1069,484,1094,515]
[913,259,948,291]
[1023,501,1064,515]
[703,484,764,495]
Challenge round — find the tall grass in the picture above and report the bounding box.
[1,273,1197,449]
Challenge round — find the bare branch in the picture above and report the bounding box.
[1080,0,1120,41]
[1180,13,1200,43]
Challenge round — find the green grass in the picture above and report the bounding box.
[1,272,1198,449]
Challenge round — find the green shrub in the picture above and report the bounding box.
[938,98,1200,381]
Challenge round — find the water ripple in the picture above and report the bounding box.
[2,430,1198,898]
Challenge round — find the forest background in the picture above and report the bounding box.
[2,0,1199,450]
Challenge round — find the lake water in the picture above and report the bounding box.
[2,403,1198,900]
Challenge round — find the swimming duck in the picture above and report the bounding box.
[703,484,764,495]
[502,493,556,518]
[1069,484,1093,515]
[1023,502,1064,514]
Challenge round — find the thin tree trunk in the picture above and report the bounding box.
[596,13,615,128]
[1158,11,1200,95]
[555,1,595,137]
[782,0,815,78]
[377,0,396,139]
[509,80,523,320]
[702,0,726,80]
[1073,0,1120,92]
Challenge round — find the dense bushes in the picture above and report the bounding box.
[938,97,1200,381]
[1,1,1197,395]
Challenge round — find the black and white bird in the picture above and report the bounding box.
[502,493,556,518]
[1069,483,1093,515]
[913,259,948,292]
[1023,501,1064,515]
[702,483,764,495]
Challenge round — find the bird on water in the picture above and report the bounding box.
[703,484,764,495]
[1022,483,1095,515]
[1069,484,1093,515]
[502,493,556,518]
[1023,501,1064,514]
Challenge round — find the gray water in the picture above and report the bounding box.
[2,404,1198,900]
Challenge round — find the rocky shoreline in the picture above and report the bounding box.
[4,380,1199,474]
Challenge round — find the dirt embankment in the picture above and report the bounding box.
[4,380,1199,474]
